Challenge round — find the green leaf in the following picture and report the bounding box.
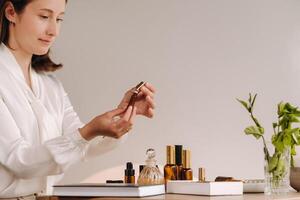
[268,154,279,172]
[292,109,300,117]
[286,103,296,113]
[291,145,297,156]
[244,126,264,139]
[296,132,300,144]
[279,116,289,129]
[237,99,249,111]
[274,161,286,178]
[248,93,252,105]
[290,115,300,123]
[273,134,285,152]
[251,94,257,108]
[288,128,300,134]
[278,102,285,116]
[292,133,299,145]
[283,134,292,147]
[275,157,286,176]
[272,134,278,143]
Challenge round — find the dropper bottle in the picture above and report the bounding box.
[124,162,135,184]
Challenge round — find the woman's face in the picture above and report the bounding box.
[7,0,66,55]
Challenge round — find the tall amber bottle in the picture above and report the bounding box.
[181,150,193,180]
[175,145,183,180]
[164,145,176,182]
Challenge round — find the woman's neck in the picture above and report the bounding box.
[12,49,32,72]
[7,39,32,73]
[7,41,33,90]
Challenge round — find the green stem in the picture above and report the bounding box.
[250,108,270,162]
[250,112,261,128]
[277,118,280,135]
[262,135,270,162]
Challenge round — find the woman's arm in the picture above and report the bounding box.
[60,85,135,159]
[0,97,88,179]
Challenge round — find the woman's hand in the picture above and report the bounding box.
[118,82,156,118]
[79,106,136,141]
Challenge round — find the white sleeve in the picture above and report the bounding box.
[85,134,127,159]
[54,80,127,161]
[0,97,88,179]
[0,76,127,180]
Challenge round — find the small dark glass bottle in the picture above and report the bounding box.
[124,162,135,184]
[181,150,193,180]
[175,145,183,180]
[164,145,176,182]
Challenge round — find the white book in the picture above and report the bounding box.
[52,183,165,197]
[243,179,265,193]
[167,180,243,196]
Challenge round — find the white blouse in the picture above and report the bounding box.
[0,43,125,198]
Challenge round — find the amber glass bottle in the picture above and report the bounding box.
[164,145,176,182]
[181,150,193,180]
[175,145,183,180]
[124,162,135,184]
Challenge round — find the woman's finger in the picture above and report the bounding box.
[146,95,155,109]
[145,82,156,93]
[129,106,137,123]
[108,107,126,117]
[122,106,133,121]
[140,86,154,99]
[126,87,136,96]
[147,108,154,118]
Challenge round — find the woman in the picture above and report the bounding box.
[0,0,156,198]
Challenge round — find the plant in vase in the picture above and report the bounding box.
[237,94,300,194]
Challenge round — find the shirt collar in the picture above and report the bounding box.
[0,42,39,98]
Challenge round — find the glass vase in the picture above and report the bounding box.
[264,147,291,195]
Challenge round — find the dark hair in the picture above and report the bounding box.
[0,0,63,72]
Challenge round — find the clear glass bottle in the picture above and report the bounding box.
[137,148,164,185]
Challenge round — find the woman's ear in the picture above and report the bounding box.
[4,2,17,24]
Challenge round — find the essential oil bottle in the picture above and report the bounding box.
[124,162,135,184]
[181,149,193,180]
[164,145,176,182]
[175,145,183,180]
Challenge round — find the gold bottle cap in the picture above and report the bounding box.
[166,145,175,165]
[182,150,191,168]
[199,167,205,182]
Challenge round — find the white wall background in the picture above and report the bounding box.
[51,0,300,183]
